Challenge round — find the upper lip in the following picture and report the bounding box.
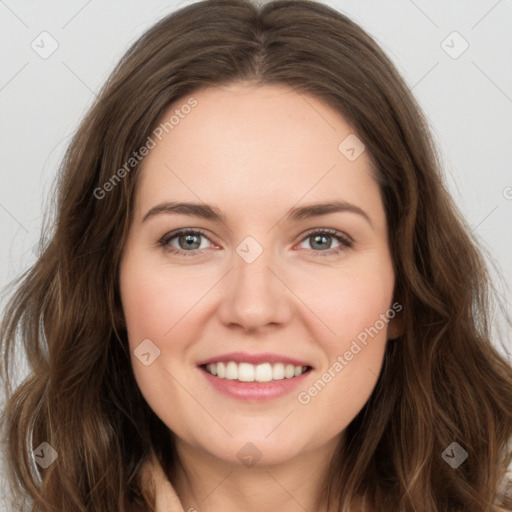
[197,351,313,368]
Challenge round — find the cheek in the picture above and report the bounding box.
[291,252,395,345]
[119,253,203,427]
[120,256,212,346]
[119,251,222,400]
[118,252,187,395]
[335,275,393,340]
[292,254,393,426]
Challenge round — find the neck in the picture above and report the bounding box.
[171,438,339,512]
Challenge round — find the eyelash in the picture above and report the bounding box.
[158,228,353,257]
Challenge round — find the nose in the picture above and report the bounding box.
[216,241,293,333]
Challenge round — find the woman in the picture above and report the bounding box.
[1,0,511,510]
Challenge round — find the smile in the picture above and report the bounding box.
[197,351,314,401]
[202,361,311,382]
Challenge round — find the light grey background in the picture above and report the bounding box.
[1,0,511,506]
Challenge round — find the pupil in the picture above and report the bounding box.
[312,234,330,250]
[180,234,200,250]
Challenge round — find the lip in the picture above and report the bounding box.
[196,351,313,368]
[199,365,312,402]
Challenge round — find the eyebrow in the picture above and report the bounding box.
[142,200,372,227]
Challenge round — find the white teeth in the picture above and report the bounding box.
[284,364,295,379]
[272,362,285,380]
[238,362,254,382]
[204,361,308,382]
[225,361,238,380]
[255,363,273,382]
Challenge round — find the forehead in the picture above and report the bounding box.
[134,83,384,230]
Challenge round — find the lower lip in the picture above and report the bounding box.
[199,366,312,401]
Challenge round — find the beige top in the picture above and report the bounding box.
[495,436,512,508]
[137,443,512,511]
[137,453,185,512]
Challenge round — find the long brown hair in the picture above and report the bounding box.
[2,0,512,510]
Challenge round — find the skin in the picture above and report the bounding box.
[119,83,402,512]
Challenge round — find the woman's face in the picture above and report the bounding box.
[119,83,401,467]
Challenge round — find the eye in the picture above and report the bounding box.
[296,229,353,256]
[158,228,353,257]
[159,229,214,256]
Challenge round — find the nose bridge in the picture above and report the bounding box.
[218,233,291,329]
[233,234,277,298]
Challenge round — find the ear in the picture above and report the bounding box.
[387,305,404,340]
